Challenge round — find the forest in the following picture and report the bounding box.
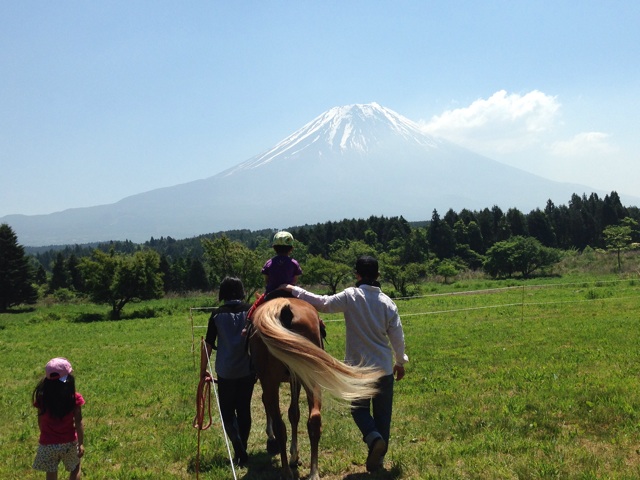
[3,190,639,315]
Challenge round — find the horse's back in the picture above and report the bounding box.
[254,296,322,346]
[249,297,317,380]
[286,297,322,346]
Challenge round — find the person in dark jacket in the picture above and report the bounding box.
[201,276,254,466]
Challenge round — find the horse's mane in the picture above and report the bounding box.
[252,297,382,402]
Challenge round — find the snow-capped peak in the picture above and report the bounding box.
[221,102,439,176]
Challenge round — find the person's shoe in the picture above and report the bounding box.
[232,439,249,467]
[236,450,249,467]
[366,438,386,472]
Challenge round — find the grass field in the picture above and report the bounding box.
[1,272,640,479]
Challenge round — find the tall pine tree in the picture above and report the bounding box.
[0,224,38,311]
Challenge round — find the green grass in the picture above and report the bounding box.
[2,274,640,479]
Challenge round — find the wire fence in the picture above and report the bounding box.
[188,277,640,354]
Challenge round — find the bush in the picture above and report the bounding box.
[483,236,561,278]
[53,288,76,303]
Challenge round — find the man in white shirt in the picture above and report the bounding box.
[281,255,409,472]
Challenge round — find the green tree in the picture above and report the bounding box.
[506,207,528,237]
[328,239,378,268]
[427,210,456,259]
[186,258,210,292]
[202,235,264,300]
[169,257,188,293]
[158,254,173,293]
[302,255,351,294]
[436,259,459,284]
[0,223,38,311]
[390,227,429,264]
[49,252,70,292]
[363,229,380,249]
[527,208,557,247]
[466,221,485,254]
[80,249,164,319]
[380,254,421,297]
[34,263,48,285]
[545,200,571,249]
[603,217,637,271]
[67,254,83,291]
[483,236,561,279]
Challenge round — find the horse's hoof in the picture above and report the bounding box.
[267,438,280,455]
[279,466,294,480]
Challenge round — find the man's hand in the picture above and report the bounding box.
[393,364,405,381]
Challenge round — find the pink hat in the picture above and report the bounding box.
[45,357,73,382]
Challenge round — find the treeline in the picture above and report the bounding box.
[28,190,640,275]
[6,191,634,302]
[3,190,640,314]
[290,191,639,255]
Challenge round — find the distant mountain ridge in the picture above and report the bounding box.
[3,103,636,246]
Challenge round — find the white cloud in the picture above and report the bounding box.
[417,90,636,200]
[420,90,561,154]
[550,132,618,157]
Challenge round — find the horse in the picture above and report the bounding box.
[249,296,382,480]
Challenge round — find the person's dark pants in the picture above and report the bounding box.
[351,374,394,450]
[217,374,255,449]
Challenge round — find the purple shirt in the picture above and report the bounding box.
[262,255,302,293]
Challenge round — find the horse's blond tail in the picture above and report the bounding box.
[253,298,382,402]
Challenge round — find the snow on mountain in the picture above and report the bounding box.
[220,103,439,176]
[2,103,630,246]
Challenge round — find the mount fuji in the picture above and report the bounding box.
[2,103,621,246]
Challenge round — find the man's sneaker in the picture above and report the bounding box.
[366,438,386,472]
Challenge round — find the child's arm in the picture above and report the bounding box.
[75,406,85,458]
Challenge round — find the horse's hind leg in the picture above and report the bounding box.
[306,384,322,480]
[288,379,301,468]
[265,415,280,455]
[262,384,293,479]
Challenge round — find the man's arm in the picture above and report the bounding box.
[388,312,409,381]
[280,284,348,313]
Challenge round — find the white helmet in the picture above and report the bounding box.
[272,231,294,247]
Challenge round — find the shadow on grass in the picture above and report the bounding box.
[188,451,290,479]
[72,312,109,323]
[188,446,403,480]
[240,451,302,480]
[0,306,36,314]
[343,462,403,480]
[186,452,231,473]
[72,306,166,323]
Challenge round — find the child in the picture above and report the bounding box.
[280,255,408,473]
[32,357,85,480]
[244,231,302,323]
[261,230,302,295]
[201,277,254,466]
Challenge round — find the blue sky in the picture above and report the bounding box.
[1,1,639,217]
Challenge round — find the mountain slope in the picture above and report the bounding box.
[2,103,630,246]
